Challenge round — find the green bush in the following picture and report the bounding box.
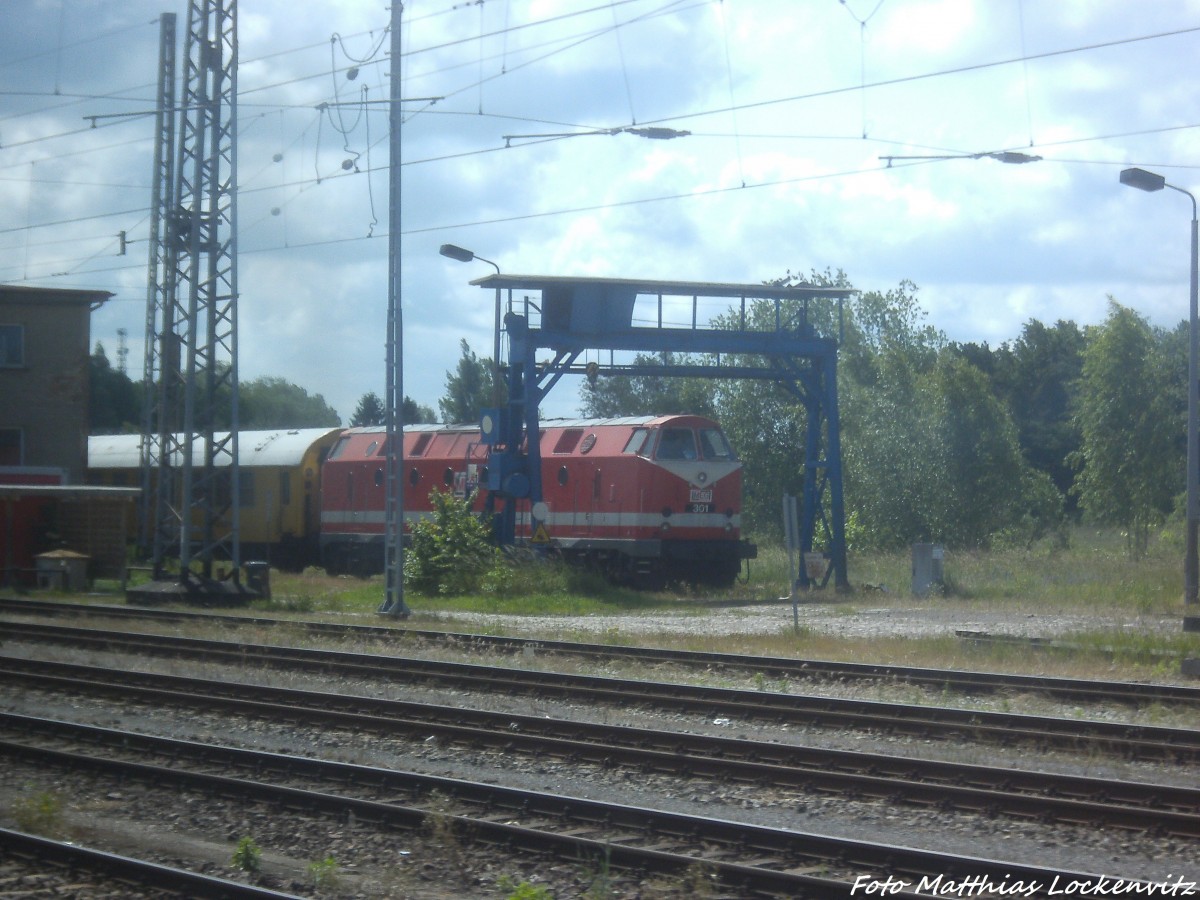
[404,488,495,595]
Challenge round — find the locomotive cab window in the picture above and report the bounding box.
[656,428,697,460]
[327,436,351,460]
[623,428,649,456]
[698,428,735,461]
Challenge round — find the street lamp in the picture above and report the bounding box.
[1120,167,1200,609]
[439,244,503,408]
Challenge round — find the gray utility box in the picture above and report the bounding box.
[911,543,944,597]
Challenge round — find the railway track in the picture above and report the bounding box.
[3,617,1198,761]
[0,826,304,899]
[0,711,1168,899]
[1,656,1196,838]
[3,596,1196,707]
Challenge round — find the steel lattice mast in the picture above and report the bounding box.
[143,0,240,582]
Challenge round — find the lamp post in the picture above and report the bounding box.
[1120,167,1200,609]
[439,244,503,408]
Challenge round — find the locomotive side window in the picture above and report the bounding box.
[558,465,569,486]
[656,428,697,460]
[552,429,583,454]
[374,467,384,487]
[698,428,736,460]
[443,467,454,486]
[365,440,379,456]
[623,428,649,455]
[409,467,420,487]
[410,433,432,457]
[327,436,351,460]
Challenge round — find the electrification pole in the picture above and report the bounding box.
[380,1,410,617]
[158,0,240,583]
[140,12,177,569]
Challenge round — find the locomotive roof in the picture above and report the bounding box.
[88,427,343,469]
[343,415,716,437]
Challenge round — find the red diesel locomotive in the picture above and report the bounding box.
[318,414,755,586]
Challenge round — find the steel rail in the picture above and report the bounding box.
[4,619,1199,761]
[2,656,1196,837]
[0,711,1158,900]
[4,596,1196,707]
[0,826,304,899]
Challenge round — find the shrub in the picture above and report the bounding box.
[231,836,262,873]
[404,488,494,594]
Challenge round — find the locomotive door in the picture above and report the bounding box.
[590,467,602,536]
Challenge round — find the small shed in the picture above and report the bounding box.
[35,549,90,591]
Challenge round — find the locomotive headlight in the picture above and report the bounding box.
[660,522,671,533]
[696,471,708,484]
[724,522,733,533]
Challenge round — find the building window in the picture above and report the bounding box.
[0,428,21,465]
[0,325,23,367]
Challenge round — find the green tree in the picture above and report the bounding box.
[404,396,438,424]
[350,392,385,426]
[439,339,503,425]
[985,320,1085,508]
[239,376,340,428]
[89,342,141,433]
[351,392,438,426]
[1070,300,1177,554]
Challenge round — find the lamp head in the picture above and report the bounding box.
[439,244,476,263]
[1120,167,1166,193]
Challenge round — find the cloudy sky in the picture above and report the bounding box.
[2,0,1198,423]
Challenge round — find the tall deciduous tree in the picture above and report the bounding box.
[239,377,340,429]
[1070,300,1177,555]
[579,352,715,418]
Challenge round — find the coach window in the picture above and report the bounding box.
[279,471,292,505]
[0,428,21,465]
[237,470,254,508]
[0,325,23,367]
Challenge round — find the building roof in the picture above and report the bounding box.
[0,284,114,308]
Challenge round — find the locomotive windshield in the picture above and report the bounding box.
[698,427,736,460]
[656,428,698,460]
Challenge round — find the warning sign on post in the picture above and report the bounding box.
[531,523,551,544]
